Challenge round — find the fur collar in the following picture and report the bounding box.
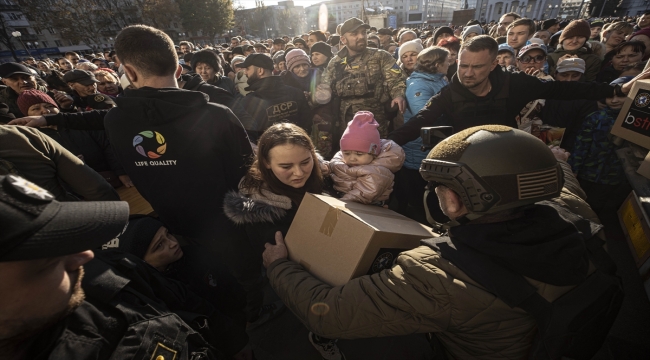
[223,188,292,225]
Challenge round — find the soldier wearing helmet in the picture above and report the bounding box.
[262,125,617,359]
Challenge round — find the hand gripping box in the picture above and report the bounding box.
[284,193,436,286]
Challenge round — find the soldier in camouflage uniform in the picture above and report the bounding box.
[316,17,406,154]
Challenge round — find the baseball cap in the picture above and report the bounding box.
[62,69,100,86]
[84,94,116,109]
[240,53,274,71]
[378,28,393,36]
[556,58,586,73]
[0,175,129,261]
[0,62,34,78]
[498,43,515,55]
[517,43,547,58]
[340,17,370,35]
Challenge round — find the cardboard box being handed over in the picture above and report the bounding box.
[284,193,437,286]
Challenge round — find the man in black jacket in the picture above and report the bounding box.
[103,25,265,325]
[237,53,312,140]
[388,35,650,146]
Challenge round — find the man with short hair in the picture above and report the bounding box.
[238,53,311,139]
[497,12,521,37]
[179,41,193,54]
[104,24,264,325]
[308,30,328,49]
[507,18,536,54]
[65,51,81,66]
[320,17,406,142]
[387,35,648,145]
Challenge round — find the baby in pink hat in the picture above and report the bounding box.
[328,111,405,204]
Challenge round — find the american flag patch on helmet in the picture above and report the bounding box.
[517,167,559,200]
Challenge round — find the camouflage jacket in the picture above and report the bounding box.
[321,47,406,117]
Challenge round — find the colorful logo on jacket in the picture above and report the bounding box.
[133,131,166,159]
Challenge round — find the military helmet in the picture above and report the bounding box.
[420,125,564,225]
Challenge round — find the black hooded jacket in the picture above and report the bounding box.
[235,75,312,140]
[388,66,618,146]
[104,87,253,239]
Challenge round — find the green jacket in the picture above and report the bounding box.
[267,161,601,359]
[321,47,406,118]
[547,46,602,82]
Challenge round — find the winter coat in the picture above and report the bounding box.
[547,45,602,82]
[267,161,602,359]
[236,76,312,141]
[328,139,405,204]
[0,84,51,117]
[207,76,237,96]
[223,184,296,255]
[403,71,448,170]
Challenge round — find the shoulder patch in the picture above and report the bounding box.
[390,63,401,73]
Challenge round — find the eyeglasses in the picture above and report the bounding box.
[519,54,545,63]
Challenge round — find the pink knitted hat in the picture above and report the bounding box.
[285,49,310,72]
[340,111,381,155]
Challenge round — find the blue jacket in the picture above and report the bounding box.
[402,71,448,169]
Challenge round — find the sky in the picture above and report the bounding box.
[235,0,324,9]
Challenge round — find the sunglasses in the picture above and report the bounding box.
[519,54,545,63]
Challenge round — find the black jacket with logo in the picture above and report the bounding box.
[236,76,312,140]
[104,87,253,240]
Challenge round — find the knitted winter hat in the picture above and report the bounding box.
[399,38,423,59]
[310,41,333,58]
[114,215,163,259]
[340,111,381,156]
[17,90,58,116]
[272,51,285,65]
[285,49,310,72]
[559,20,591,45]
[461,24,483,40]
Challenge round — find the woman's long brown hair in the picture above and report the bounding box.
[240,123,323,206]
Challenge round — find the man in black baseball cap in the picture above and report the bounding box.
[62,69,101,108]
[238,53,311,139]
[340,17,370,36]
[0,174,128,358]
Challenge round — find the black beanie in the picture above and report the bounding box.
[310,42,332,58]
[116,215,163,259]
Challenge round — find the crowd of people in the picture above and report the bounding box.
[1,9,649,360]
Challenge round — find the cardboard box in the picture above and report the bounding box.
[611,79,650,149]
[285,193,436,286]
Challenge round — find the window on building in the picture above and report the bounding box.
[9,13,18,20]
[173,22,178,28]
[408,13,422,21]
[34,27,42,35]
[496,4,502,14]
[55,40,63,47]
[41,41,48,47]
[48,27,55,34]
[409,5,418,10]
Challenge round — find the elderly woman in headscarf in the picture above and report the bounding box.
[281,48,338,158]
